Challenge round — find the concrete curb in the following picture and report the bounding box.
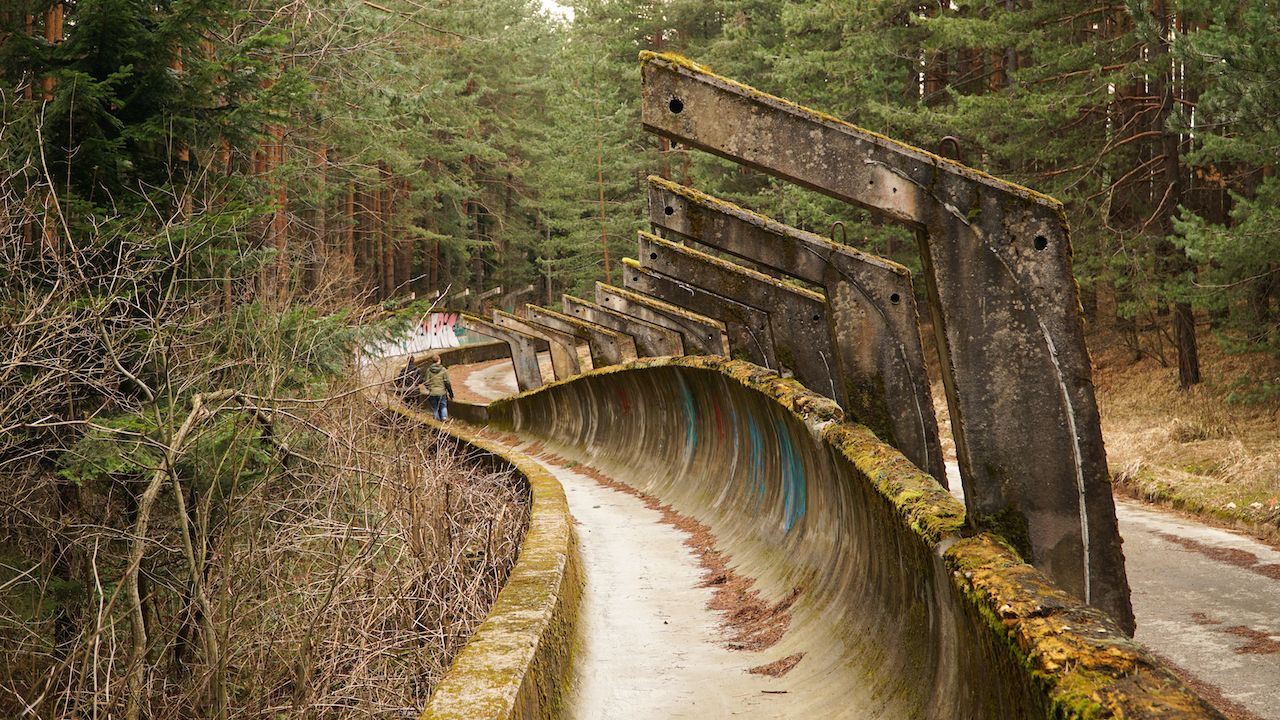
[485,356,1224,719]
[387,404,581,720]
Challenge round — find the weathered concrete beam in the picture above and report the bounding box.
[492,309,581,381]
[622,259,777,369]
[594,282,730,356]
[648,176,945,485]
[457,313,544,392]
[640,52,1133,632]
[562,294,684,357]
[526,304,638,368]
[635,231,842,402]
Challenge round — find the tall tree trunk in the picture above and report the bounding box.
[595,124,612,284]
[380,162,395,297]
[372,171,385,298]
[396,177,412,294]
[302,145,326,292]
[270,124,289,304]
[1152,1,1200,388]
[41,3,63,258]
[344,180,356,283]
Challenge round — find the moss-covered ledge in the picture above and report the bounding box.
[388,404,581,720]
[485,355,1226,719]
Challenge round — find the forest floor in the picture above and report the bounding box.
[1092,332,1280,547]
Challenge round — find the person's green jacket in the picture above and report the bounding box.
[424,362,453,398]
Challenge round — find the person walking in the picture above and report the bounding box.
[423,353,454,421]
[396,354,422,400]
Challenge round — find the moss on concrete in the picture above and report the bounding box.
[386,405,582,720]
[484,356,1226,719]
[975,504,1035,562]
[639,51,1066,212]
[648,175,911,277]
[639,230,828,303]
[945,535,1224,719]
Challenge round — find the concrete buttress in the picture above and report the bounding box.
[623,258,777,370]
[639,51,1133,632]
[562,294,684,357]
[493,309,581,381]
[594,282,731,357]
[526,304,638,367]
[458,313,544,391]
[634,232,841,402]
[648,176,945,485]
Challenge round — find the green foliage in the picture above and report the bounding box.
[55,413,164,486]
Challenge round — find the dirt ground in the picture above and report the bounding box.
[1090,332,1280,546]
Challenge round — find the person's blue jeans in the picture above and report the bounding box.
[427,395,449,421]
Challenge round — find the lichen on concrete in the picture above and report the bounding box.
[639,51,1066,211]
[647,175,910,276]
[481,356,1225,719]
[386,404,582,720]
[639,230,828,302]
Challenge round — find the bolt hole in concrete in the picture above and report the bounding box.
[664,205,675,216]
[890,293,901,304]
[669,96,684,113]
[812,315,820,322]
[1034,235,1049,251]
[650,252,658,260]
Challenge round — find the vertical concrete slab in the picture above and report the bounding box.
[457,313,544,392]
[594,283,730,356]
[525,304,638,368]
[639,52,1133,632]
[493,309,581,381]
[623,259,778,370]
[635,232,842,403]
[562,295,684,357]
[648,177,946,485]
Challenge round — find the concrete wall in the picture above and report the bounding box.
[485,357,1222,719]
[388,405,581,720]
[438,340,519,366]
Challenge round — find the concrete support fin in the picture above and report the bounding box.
[648,176,945,485]
[493,309,581,381]
[458,313,544,392]
[639,51,1133,632]
[623,259,776,369]
[526,304,638,367]
[594,282,730,356]
[562,294,684,357]
[634,232,841,402]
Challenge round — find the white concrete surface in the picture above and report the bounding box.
[520,452,787,718]
[464,359,519,401]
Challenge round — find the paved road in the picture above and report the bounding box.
[1119,501,1280,719]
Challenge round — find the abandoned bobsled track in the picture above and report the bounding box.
[399,356,1223,720]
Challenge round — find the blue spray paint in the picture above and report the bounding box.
[747,415,766,510]
[775,418,807,533]
[676,373,698,456]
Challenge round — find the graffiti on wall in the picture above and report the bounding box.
[424,313,462,350]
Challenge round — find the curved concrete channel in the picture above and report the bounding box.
[409,354,1227,719]
[531,454,789,717]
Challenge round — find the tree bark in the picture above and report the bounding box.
[1152,1,1201,388]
